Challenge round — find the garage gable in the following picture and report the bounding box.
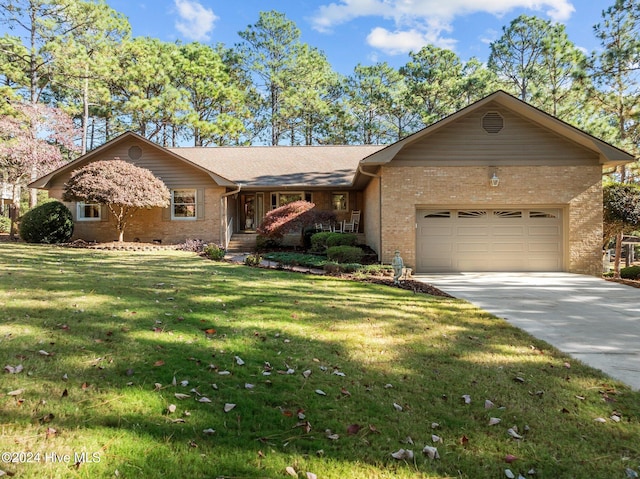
[391,106,600,167]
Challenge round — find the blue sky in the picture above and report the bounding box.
[107,0,612,74]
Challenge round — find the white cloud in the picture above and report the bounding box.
[174,0,218,42]
[367,27,456,55]
[312,0,575,55]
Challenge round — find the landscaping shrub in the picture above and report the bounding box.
[327,245,364,263]
[203,243,226,260]
[310,231,333,252]
[326,232,357,248]
[263,252,328,269]
[244,254,263,266]
[19,201,73,243]
[360,264,394,276]
[323,261,341,274]
[620,265,640,279]
[256,234,281,251]
[0,215,10,233]
[339,262,363,273]
[310,232,357,252]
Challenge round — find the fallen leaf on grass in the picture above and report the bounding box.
[422,445,440,459]
[302,369,312,378]
[325,429,339,440]
[285,466,297,477]
[462,394,471,404]
[7,389,25,396]
[306,473,318,479]
[167,404,177,414]
[235,356,245,366]
[391,449,413,460]
[295,421,312,433]
[38,350,51,356]
[485,399,495,409]
[340,388,351,397]
[431,434,442,443]
[202,428,216,435]
[224,403,236,413]
[198,397,212,403]
[489,417,502,426]
[153,360,165,367]
[347,424,361,435]
[507,428,523,439]
[4,365,23,374]
[174,393,190,400]
[393,402,403,412]
[505,454,518,463]
[315,389,326,396]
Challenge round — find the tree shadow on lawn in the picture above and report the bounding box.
[1,246,639,478]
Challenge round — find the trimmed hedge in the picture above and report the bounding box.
[327,245,364,263]
[310,232,357,252]
[19,201,74,244]
[620,265,640,279]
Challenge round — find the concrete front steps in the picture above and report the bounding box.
[226,233,258,253]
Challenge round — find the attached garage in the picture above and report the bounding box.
[416,208,563,272]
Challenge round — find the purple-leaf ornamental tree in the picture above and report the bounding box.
[257,200,336,245]
[62,159,171,242]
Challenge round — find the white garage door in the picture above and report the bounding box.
[416,209,563,273]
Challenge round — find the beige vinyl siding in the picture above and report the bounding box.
[47,138,215,190]
[362,173,381,258]
[392,106,600,167]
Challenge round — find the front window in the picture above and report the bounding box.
[77,202,101,221]
[332,193,348,211]
[271,192,311,209]
[172,189,197,220]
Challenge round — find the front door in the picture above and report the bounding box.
[240,194,256,231]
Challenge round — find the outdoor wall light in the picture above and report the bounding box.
[490,171,500,187]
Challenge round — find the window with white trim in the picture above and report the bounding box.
[77,202,101,221]
[270,192,312,209]
[332,192,348,211]
[171,189,197,220]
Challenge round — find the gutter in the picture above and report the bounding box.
[358,165,383,264]
[220,184,242,249]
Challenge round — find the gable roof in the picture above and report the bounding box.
[359,90,635,168]
[168,145,384,188]
[30,131,237,189]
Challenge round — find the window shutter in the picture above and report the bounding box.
[100,204,109,222]
[197,189,205,220]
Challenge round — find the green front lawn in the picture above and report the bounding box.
[1,244,638,478]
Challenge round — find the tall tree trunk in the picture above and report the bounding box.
[613,231,624,278]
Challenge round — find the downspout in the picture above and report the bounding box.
[220,184,242,249]
[358,165,382,263]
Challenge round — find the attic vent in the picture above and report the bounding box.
[128,145,142,160]
[482,112,504,134]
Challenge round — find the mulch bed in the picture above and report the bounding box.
[606,278,640,289]
[351,275,453,297]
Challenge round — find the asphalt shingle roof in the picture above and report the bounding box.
[167,145,385,187]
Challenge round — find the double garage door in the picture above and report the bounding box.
[416,208,563,273]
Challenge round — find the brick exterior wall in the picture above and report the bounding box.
[49,187,224,244]
[379,165,603,276]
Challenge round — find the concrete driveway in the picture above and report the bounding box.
[414,272,640,390]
